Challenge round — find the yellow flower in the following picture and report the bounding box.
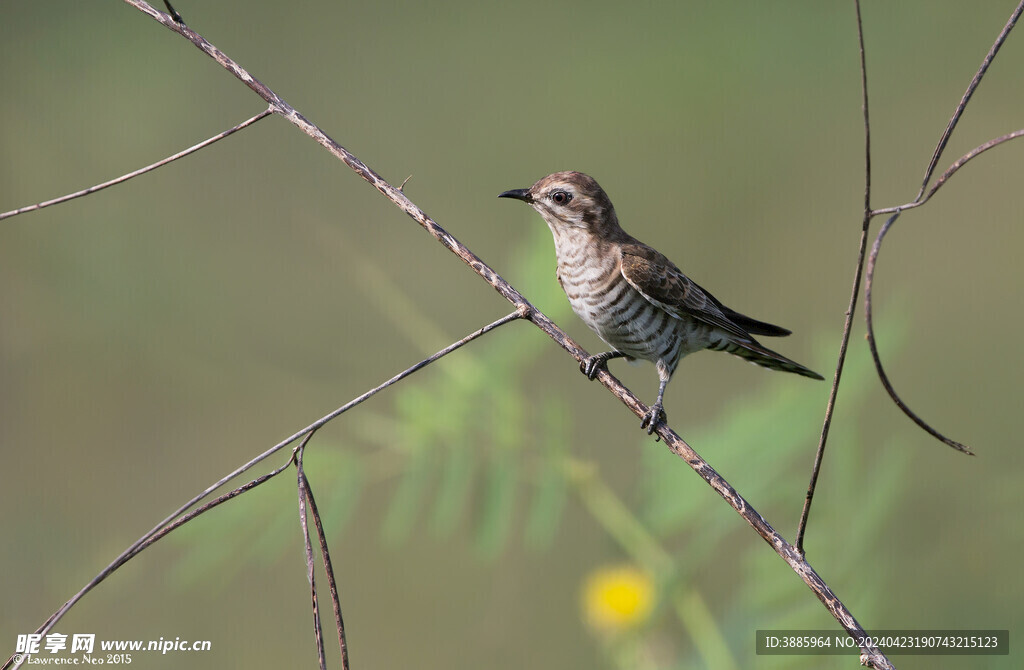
[582,565,655,632]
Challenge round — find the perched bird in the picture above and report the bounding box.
[499,171,823,434]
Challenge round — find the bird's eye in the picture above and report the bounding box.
[551,191,572,205]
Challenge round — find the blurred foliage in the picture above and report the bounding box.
[173,226,574,566]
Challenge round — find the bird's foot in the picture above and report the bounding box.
[640,402,667,438]
[580,351,622,380]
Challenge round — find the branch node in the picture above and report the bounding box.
[162,0,185,25]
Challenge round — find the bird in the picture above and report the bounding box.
[499,171,823,435]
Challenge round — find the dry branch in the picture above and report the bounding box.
[0,110,273,221]
[4,312,523,670]
[860,0,1023,455]
[797,0,1023,552]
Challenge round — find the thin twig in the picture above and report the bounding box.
[872,128,1024,216]
[862,0,1023,456]
[0,109,273,221]
[913,1,1024,202]
[10,307,518,670]
[16,443,301,670]
[4,311,523,670]
[296,440,328,670]
[794,0,874,558]
[120,0,529,308]
[300,443,351,670]
[864,213,973,454]
[923,128,1024,201]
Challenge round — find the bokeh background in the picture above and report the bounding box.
[2,1,1022,668]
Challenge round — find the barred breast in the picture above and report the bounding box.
[552,231,714,377]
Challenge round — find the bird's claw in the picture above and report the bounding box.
[580,354,605,380]
[640,403,667,439]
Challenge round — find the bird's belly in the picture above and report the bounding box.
[568,287,713,368]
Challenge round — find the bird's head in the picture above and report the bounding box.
[499,171,622,238]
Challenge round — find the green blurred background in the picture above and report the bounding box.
[2,1,1022,668]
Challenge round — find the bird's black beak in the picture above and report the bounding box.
[498,188,531,202]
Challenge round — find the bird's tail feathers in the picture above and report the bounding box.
[720,307,792,338]
[720,339,824,380]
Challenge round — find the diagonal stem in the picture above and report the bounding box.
[5,311,523,669]
[914,0,1024,202]
[794,0,873,558]
[0,109,273,221]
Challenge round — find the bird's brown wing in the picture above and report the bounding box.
[619,243,753,341]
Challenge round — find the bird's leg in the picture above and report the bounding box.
[640,370,670,436]
[580,350,628,380]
